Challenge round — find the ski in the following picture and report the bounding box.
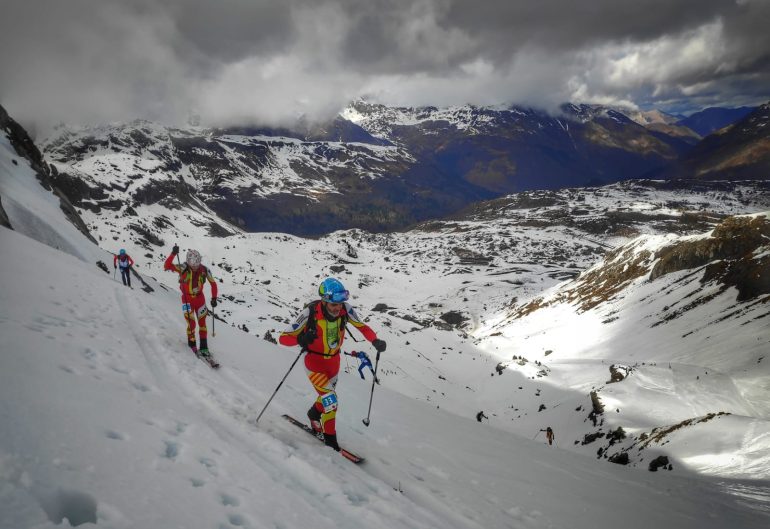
[200,354,220,369]
[191,347,220,369]
[281,414,364,464]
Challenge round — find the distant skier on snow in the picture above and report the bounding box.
[476,411,488,422]
[113,249,134,287]
[541,426,555,446]
[164,245,218,357]
[279,277,386,452]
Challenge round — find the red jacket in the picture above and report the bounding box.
[114,254,134,268]
[164,252,218,300]
[279,301,376,356]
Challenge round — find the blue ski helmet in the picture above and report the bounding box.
[119,249,126,255]
[319,278,349,303]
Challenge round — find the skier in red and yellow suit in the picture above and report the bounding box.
[164,245,218,355]
[279,278,386,451]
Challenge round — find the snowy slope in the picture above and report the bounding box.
[0,135,104,264]
[475,215,770,478]
[2,225,769,529]
[3,110,770,527]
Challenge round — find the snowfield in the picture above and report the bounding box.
[2,121,770,528]
[2,227,768,529]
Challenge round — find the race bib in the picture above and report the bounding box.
[320,392,338,413]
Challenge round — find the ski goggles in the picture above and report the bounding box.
[322,290,349,303]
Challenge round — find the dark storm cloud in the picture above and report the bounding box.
[1,0,768,130]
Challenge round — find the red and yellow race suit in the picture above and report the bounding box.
[279,301,377,435]
[164,252,218,343]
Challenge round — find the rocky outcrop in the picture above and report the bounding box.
[651,214,770,300]
[607,364,632,383]
[0,195,11,229]
[648,455,672,472]
[512,212,770,320]
[1,104,96,244]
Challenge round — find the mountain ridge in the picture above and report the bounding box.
[37,100,758,235]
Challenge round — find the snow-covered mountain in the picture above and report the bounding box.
[42,118,415,235]
[2,105,770,527]
[36,99,734,235]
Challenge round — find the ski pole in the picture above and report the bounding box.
[210,251,216,337]
[256,349,304,424]
[362,350,381,427]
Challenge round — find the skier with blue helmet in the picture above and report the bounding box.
[113,249,134,287]
[280,277,386,451]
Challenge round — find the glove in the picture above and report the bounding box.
[211,298,218,308]
[114,264,117,269]
[297,332,314,350]
[372,339,387,353]
[172,244,179,255]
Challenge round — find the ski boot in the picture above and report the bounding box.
[323,433,341,452]
[199,338,210,357]
[307,406,323,436]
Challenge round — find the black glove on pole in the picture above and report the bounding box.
[296,331,314,350]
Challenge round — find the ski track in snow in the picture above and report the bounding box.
[111,275,455,529]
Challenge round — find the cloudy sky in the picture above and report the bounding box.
[1,0,769,130]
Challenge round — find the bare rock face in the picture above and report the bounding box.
[608,364,632,383]
[0,104,96,244]
[651,214,770,300]
[439,311,469,327]
[513,212,770,321]
[0,195,12,229]
[648,455,671,472]
[651,215,769,277]
[608,452,629,465]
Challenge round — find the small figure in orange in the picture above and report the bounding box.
[164,245,218,356]
[545,426,555,446]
